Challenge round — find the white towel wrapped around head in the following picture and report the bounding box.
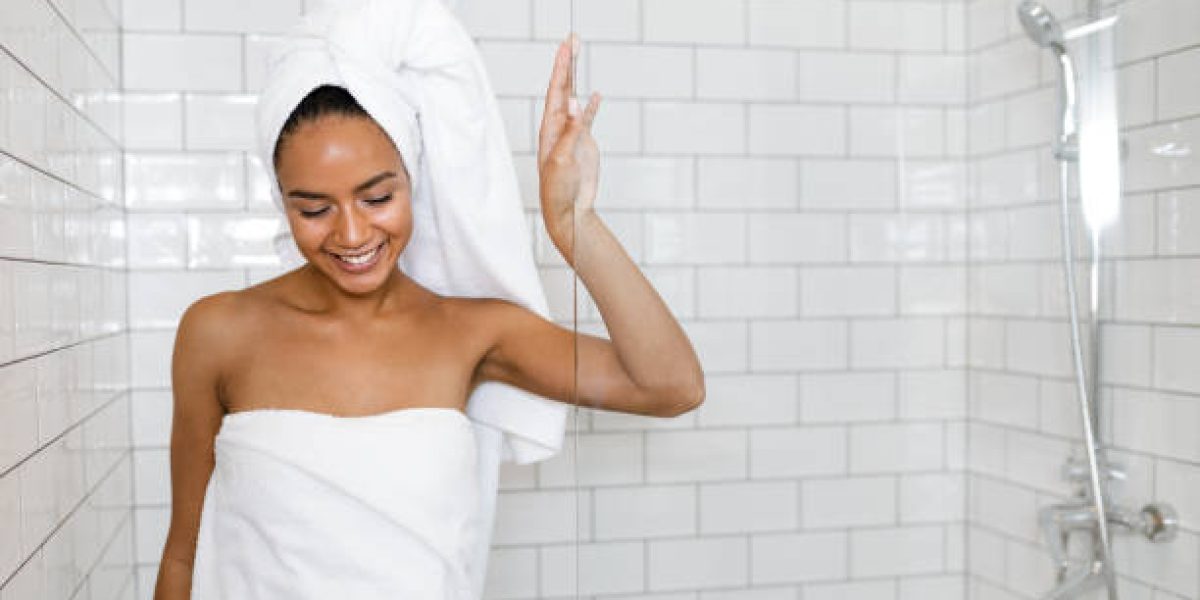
[255,0,567,467]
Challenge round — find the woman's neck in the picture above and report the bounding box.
[296,262,426,323]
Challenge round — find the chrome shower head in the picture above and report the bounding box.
[1017,1,1065,52]
[1015,1,1078,147]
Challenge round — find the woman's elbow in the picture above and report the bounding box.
[655,378,705,418]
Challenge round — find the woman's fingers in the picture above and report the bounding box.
[540,33,584,165]
[551,92,601,163]
[552,112,585,160]
[538,43,566,148]
[563,34,579,96]
[538,38,571,162]
[582,92,600,128]
[541,38,569,119]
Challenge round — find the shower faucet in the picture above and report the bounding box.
[1039,501,1178,568]
[1039,499,1178,597]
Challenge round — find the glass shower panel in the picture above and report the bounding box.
[567,0,971,598]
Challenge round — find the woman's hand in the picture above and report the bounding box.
[537,33,601,266]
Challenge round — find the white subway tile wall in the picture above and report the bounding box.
[2,0,1194,598]
[0,0,132,597]
[966,0,1200,598]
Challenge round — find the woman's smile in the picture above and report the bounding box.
[326,238,387,273]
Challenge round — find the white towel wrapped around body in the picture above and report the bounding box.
[190,408,483,599]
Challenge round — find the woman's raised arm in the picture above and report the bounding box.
[478,33,705,416]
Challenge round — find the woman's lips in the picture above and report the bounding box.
[327,240,386,273]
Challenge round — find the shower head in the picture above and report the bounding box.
[1017,1,1065,52]
[1016,0,1077,145]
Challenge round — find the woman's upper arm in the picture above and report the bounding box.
[161,293,230,569]
[470,298,677,417]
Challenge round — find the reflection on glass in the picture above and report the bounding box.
[1074,18,1121,232]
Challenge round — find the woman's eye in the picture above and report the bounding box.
[298,195,389,218]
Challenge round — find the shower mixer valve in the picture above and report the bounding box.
[1038,460,1178,599]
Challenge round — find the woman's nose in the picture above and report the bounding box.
[333,203,371,248]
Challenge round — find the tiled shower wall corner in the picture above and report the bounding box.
[965,0,1200,597]
[120,0,970,598]
[0,0,133,598]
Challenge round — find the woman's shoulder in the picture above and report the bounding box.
[173,291,247,378]
[180,289,243,327]
[183,286,263,323]
[176,285,273,357]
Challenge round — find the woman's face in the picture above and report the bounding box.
[274,114,413,294]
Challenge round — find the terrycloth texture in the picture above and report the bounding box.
[190,408,485,599]
[255,0,567,468]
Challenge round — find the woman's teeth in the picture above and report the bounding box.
[333,242,382,264]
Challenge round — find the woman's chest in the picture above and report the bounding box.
[219,314,485,415]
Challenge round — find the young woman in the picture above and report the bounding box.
[153,34,704,598]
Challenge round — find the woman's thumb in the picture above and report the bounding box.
[555,110,584,158]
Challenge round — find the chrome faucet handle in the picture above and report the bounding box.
[1140,504,1179,542]
[1107,503,1178,543]
[1125,504,1177,543]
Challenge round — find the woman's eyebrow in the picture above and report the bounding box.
[352,171,396,192]
[286,171,397,199]
[287,189,330,200]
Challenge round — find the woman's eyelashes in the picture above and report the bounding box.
[299,194,393,218]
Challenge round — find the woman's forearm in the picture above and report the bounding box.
[568,209,704,402]
[153,558,193,600]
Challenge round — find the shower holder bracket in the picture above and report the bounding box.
[1062,456,1124,487]
[1054,138,1079,161]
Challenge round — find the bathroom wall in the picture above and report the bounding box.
[964,0,1200,597]
[120,0,972,598]
[0,0,133,598]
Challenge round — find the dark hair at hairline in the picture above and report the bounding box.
[272,84,375,170]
